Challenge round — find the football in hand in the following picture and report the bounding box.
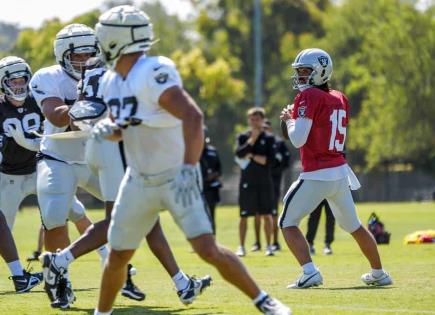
[280,120,289,140]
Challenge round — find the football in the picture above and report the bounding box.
[281,119,289,140]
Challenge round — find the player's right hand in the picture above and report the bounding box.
[91,119,119,142]
[170,164,200,208]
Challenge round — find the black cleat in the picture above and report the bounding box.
[10,269,43,293]
[177,275,212,305]
[51,276,75,309]
[121,264,145,301]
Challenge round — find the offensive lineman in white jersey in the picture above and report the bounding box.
[92,6,291,315]
[29,24,136,309]
[40,56,211,306]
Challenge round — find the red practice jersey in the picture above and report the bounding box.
[291,87,348,172]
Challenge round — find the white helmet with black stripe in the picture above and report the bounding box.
[54,23,98,80]
[0,56,32,101]
[95,5,154,68]
[291,48,333,90]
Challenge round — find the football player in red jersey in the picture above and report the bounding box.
[279,48,392,289]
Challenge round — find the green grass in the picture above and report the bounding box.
[1,202,435,315]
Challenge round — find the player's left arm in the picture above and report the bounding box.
[158,86,203,165]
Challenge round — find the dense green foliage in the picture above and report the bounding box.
[2,0,434,174]
[321,0,435,171]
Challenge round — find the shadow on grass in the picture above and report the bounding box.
[314,285,395,291]
[0,287,98,296]
[68,304,224,314]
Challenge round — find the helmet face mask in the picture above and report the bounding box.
[0,56,32,102]
[291,67,315,90]
[291,48,333,91]
[95,5,154,68]
[63,50,96,80]
[54,24,98,80]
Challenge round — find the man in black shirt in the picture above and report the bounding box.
[235,107,276,257]
[199,129,222,233]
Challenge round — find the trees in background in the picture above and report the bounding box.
[3,0,434,174]
[321,0,435,173]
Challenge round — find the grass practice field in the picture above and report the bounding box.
[0,202,434,315]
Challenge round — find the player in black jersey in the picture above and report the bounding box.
[0,56,43,293]
[0,56,103,294]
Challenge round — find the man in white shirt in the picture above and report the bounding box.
[92,5,291,315]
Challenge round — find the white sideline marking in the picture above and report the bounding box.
[297,304,435,314]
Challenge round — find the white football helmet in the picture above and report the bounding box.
[54,24,98,80]
[0,56,32,101]
[291,48,333,90]
[95,5,154,68]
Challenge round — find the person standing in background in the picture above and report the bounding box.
[263,120,290,251]
[305,200,335,255]
[200,127,222,233]
[235,107,276,257]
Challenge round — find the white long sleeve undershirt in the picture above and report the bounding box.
[286,118,313,148]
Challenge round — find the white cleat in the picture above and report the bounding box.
[323,246,333,255]
[235,246,246,257]
[256,296,292,315]
[287,270,323,289]
[361,272,393,286]
[265,245,275,256]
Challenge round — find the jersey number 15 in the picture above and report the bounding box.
[329,109,346,152]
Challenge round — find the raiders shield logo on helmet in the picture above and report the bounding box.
[318,56,329,68]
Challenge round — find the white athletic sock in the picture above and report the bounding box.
[172,270,190,291]
[371,268,384,278]
[94,309,112,315]
[252,290,268,304]
[55,249,75,269]
[302,262,317,275]
[8,260,24,277]
[97,245,109,263]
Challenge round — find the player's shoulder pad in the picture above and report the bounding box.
[31,65,62,90]
[147,55,176,68]
[26,93,38,105]
[32,64,62,79]
[143,56,179,86]
[331,89,349,102]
